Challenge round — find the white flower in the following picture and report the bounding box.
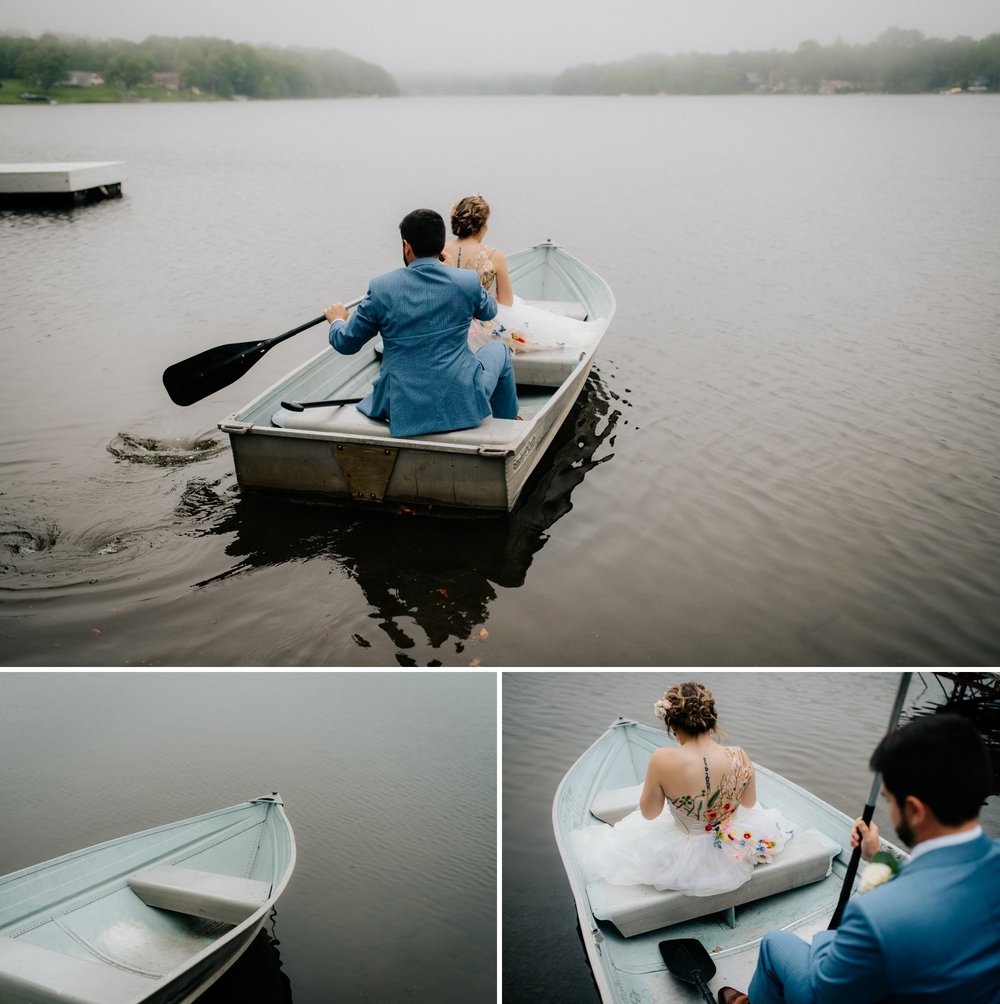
[858,862,894,893]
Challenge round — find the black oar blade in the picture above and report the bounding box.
[659,939,717,1002]
[163,340,271,407]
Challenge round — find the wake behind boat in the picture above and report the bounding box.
[219,242,615,515]
[553,720,907,1004]
[0,795,295,1004]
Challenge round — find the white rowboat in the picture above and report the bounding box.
[0,795,295,1004]
[220,242,615,514]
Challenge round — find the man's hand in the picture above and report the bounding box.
[851,817,881,862]
[324,302,349,323]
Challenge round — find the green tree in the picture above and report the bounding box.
[17,42,70,92]
[105,51,154,91]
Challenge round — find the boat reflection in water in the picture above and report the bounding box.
[198,918,293,1003]
[179,370,622,656]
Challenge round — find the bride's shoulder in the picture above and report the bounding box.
[649,745,683,768]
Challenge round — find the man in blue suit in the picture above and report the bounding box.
[323,208,518,438]
[718,714,999,1004]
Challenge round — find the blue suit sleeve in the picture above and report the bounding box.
[329,289,381,355]
[807,906,892,1003]
[474,287,497,322]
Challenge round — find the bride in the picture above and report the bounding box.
[573,682,793,896]
[444,195,595,353]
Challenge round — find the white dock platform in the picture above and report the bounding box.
[0,161,125,204]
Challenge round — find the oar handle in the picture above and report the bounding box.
[695,976,715,1004]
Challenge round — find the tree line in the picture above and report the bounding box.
[553,28,1000,95]
[0,32,398,98]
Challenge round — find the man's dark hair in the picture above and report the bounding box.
[871,714,991,825]
[399,209,446,259]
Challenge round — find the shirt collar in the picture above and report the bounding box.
[909,825,983,861]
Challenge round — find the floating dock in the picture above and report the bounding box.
[0,161,126,207]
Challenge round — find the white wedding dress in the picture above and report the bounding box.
[572,746,794,896]
[460,246,595,353]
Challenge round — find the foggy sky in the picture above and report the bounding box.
[2,0,998,76]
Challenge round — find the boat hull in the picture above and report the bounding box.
[221,242,615,514]
[0,796,295,1004]
[553,721,906,1004]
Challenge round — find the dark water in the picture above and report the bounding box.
[1,95,999,666]
[502,671,1000,1003]
[0,672,496,1002]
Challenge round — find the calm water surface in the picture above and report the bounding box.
[502,671,1000,1002]
[1,95,999,665]
[0,672,496,1002]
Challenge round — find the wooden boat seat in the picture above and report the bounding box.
[0,934,153,1004]
[128,864,270,925]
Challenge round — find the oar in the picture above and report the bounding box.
[162,297,361,406]
[828,671,912,930]
[280,397,364,412]
[659,938,716,1004]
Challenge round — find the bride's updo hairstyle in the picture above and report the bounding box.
[451,195,490,238]
[654,682,720,737]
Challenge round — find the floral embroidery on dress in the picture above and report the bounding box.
[669,748,785,865]
[669,748,750,824]
[468,247,497,291]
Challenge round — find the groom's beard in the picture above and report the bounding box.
[894,817,916,848]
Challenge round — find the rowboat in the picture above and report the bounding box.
[552,720,907,1003]
[0,795,295,1004]
[219,241,615,515]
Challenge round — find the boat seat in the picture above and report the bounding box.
[0,934,153,1004]
[523,299,588,320]
[128,864,269,926]
[591,783,647,823]
[273,400,526,446]
[512,347,588,387]
[584,828,840,938]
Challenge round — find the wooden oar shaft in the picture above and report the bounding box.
[828,672,912,930]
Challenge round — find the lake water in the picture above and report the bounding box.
[1,95,999,666]
[502,670,1000,1002]
[0,671,496,1002]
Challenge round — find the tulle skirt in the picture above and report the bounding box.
[572,804,794,896]
[468,294,594,353]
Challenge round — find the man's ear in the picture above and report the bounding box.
[402,239,415,263]
[904,794,931,827]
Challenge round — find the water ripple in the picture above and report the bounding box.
[107,430,228,466]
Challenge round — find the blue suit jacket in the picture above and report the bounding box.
[806,833,1000,1002]
[329,257,498,437]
